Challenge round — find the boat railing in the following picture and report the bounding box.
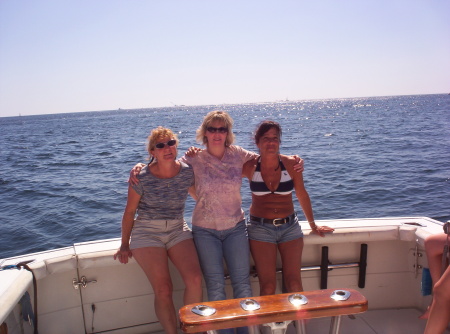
[225,244,368,290]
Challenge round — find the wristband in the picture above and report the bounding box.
[309,221,317,229]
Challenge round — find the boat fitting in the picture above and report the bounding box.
[288,293,308,306]
[330,290,351,301]
[191,305,216,316]
[240,299,261,311]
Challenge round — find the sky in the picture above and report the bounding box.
[0,0,449,117]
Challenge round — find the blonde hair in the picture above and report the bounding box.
[196,110,235,147]
[146,126,178,159]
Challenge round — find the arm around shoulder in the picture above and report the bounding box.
[242,156,258,179]
[280,154,304,173]
[128,163,146,185]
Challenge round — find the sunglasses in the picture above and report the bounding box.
[207,126,228,134]
[155,139,177,149]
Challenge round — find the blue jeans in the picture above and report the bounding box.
[192,220,252,334]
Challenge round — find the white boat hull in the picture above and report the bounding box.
[1,217,449,334]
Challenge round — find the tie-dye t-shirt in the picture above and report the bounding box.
[181,145,256,231]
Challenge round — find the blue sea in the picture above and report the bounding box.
[1,94,449,259]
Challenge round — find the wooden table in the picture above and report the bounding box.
[179,289,368,334]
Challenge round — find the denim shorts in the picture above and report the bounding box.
[246,214,303,244]
[130,218,192,250]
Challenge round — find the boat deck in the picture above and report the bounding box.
[299,308,448,334]
[3,217,449,334]
[161,308,449,334]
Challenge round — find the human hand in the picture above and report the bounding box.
[185,146,203,157]
[113,245,133,264]
[293,155,304,173]
[311,225,335,237]
[128,163,145,185]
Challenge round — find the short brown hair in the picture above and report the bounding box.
[254,120,282,145]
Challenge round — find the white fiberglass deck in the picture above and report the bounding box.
[2,216,449,334]
[301,308,449,334]
[153,309,450,334]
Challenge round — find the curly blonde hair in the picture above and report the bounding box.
[146,126,178,159]
[196,110,235,147]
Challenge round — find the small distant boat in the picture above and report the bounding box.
[1,217,449,333]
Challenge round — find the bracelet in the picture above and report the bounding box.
[309,221,317,229]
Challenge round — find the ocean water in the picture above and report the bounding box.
[1,94,449,259]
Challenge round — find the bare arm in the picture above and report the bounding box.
[114,186,141,263]
[280,154,304,173]
[242,156,258,179]
[284,156,334,237]
[128,163,146,185]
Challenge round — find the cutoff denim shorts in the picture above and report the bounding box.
[246,213,304,244]
[130,218,192,250]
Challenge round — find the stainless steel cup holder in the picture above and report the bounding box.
[240,299,261,311]
[330,290,351,301]
[288,293,308,306]
[191,305,216,316]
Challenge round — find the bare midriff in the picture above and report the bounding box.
[250,193,295,219]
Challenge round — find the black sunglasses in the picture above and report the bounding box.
[155,139,177,149]
[207,126,228,134]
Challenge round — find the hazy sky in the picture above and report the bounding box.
[1,0,449,117]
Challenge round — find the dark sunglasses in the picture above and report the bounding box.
[155,139,177,149]
[207,126,228,134]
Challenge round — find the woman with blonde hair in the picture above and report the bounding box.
[115,126,203,334]
[183,111,255,303]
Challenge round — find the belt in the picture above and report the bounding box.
[249,213,296,226]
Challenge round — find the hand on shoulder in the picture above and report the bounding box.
[185,146,203,157]
[281,154,304,173]
[128,163,146,185]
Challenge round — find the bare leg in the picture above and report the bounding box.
[168,239,203,305]
[424,265,450,333]
[278,238,304,292]
[420,234,448,319]
[132,247,178,334]
[425,234,448,290]
[250,240,278,295]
